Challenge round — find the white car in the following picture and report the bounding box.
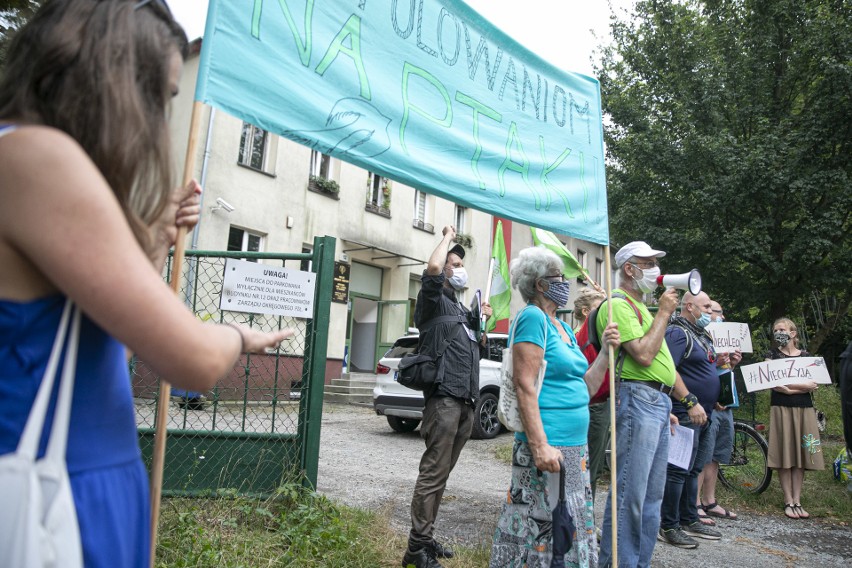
[372,333,509,439]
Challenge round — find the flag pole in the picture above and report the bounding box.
[481,257,495,334]
[604,244,618,566]
[149,100,205,567]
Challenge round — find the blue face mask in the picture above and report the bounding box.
[542,280,571,308]
[694,311,712,329]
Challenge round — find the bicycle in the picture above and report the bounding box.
[717,389,772,494]
[717,419,772,494]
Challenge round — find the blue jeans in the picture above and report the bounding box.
[660,418,714,529]
[598,382,672,568]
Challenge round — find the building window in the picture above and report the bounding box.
[408,278,420,330]
[310,150,332,179]
[365,172,390,217]
[577,249,588,277]
[238,122,268,171]
[454,205,467,233]
[413,190,433,232]
[227,226,263,262]
[300,246,313,273]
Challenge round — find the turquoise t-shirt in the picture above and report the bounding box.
[512,305,590,446]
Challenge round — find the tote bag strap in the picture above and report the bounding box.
[44,306,81,463]
[16,299,77,461]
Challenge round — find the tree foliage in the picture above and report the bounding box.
[597,0,851,357]
[0,0,39,67]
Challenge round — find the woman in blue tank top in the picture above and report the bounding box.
[0,2,293,566]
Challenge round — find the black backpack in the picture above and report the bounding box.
[396,314,466,391]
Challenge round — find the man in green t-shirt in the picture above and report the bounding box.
[597,241,706,567]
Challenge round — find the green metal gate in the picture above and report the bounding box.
[132,236,335,496]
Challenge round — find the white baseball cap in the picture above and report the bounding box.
[615,241,666,267]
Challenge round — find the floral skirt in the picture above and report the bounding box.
[490,440,597,568]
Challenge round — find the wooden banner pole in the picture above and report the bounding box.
[149,100,205,567]
[604,245,618,566]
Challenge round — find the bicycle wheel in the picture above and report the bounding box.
[718,422,772,494]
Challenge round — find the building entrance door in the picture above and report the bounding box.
[375,300,409,364]
[348,296,379,373]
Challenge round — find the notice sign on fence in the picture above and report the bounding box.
[705,322,753,353]
[220,258,315,318]
[740,357,832,393]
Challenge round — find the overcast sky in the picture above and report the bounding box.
[168,0,635,78]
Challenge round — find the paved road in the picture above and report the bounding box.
[317,404,850,567]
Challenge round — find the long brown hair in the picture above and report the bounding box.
[0,0,188,250]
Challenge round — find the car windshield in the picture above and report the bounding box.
[384,336,419,358]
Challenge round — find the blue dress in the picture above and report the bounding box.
[0,295,150,567]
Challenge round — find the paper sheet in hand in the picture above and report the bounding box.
[667,424,695,470]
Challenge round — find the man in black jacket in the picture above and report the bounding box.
[402,225,491,568]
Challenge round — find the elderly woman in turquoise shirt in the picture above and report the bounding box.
[490,246,620,568]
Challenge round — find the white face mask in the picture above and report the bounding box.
[447,266,468,290]
[632,265,660,293]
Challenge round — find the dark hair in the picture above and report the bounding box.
[0,0,188,250]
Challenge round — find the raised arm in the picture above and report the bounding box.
[426,225,456,275]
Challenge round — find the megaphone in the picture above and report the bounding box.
[657,269,702,295]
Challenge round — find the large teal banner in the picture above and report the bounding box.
[196,0,608,244]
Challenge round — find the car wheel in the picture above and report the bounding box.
[386,416,420,433]
[472,392,501,439]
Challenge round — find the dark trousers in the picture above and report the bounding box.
[408,395,473,549]
[660,420,713,529]
[587,401,611,500]
[841,345,852,454]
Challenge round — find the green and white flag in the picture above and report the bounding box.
[531,227,589,279]
[487,221,511,333]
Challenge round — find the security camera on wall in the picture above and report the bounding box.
[212,197,235,213]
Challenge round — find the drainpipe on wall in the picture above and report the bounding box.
[183,106,216,308]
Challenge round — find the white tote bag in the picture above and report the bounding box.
[497,306,548,432]
[0,300,84,568]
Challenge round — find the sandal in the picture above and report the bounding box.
[703,501,738,520]
[784,503,800,519]
[793,503,810,519]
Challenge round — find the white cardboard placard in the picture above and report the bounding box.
[219,258,315,318]
[740,357,831,393]
[705,322,753,353]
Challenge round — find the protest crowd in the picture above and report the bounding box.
[1,2,848,568]
[399,232,839,568]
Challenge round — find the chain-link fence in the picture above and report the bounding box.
[133,237,335,497]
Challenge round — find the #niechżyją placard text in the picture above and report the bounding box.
[740,357,831,393]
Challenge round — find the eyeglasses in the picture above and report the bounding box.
[542,274,567,282]
[134,0,173,18]
[711,309,723,314]
[629,260,659,269]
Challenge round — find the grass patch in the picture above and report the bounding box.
[494,440,513,465]
[155,484,491,567]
